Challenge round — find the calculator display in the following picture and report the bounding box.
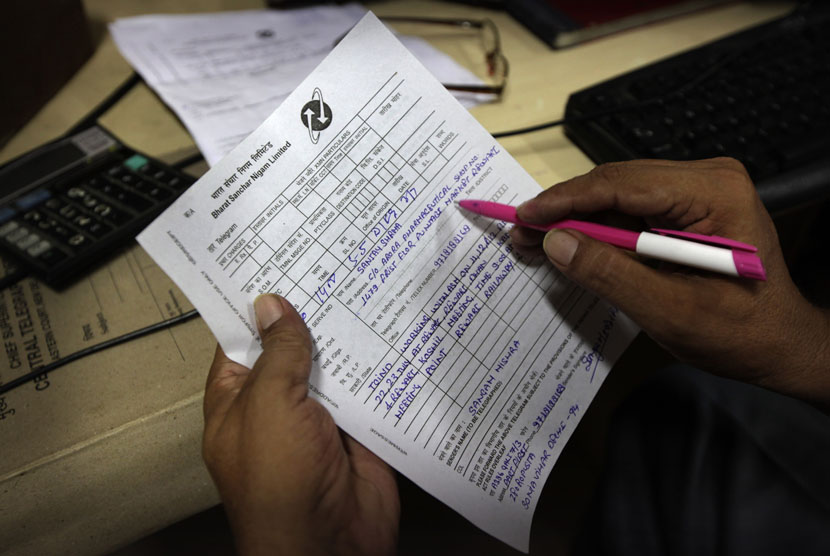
[0,143,85,203]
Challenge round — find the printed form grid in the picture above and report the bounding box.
[209,72,582,480]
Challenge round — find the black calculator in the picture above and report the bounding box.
[0,126,196,287]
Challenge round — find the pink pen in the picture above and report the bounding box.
[458,199,766,280]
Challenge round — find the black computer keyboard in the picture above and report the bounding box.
[564,4,830,213]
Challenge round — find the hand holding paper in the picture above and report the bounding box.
[138,13,638,551]
[203,294,400,556]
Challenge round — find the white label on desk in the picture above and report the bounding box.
[138,13,637,552]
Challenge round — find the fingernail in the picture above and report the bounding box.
[254,294,283,330]
[516,200,529,216]
[544,230,578,266]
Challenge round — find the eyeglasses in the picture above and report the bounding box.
[379,17,509,98]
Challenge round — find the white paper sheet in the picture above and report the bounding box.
[137,13,638,551]
[110,5,492,166]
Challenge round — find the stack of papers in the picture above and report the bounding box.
[110,4,493,165]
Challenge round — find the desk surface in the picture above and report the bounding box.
[0,1,794,555]
[1,0,795,179]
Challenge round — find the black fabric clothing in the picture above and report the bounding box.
[575,364,830,556]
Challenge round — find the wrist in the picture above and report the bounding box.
[759,303,830,410]
[229,508,393,556]
[233,520,328,556]
[223,502,311,556]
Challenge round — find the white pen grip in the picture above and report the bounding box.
[635,232,738,276]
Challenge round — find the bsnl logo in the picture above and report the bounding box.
[300,87,332,144]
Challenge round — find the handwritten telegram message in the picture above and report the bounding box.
[138,14,637,551]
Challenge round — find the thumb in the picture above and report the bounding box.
[543,229,692,329]
[250,294,313,403]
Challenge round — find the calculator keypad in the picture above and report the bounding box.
[0,151,195,287]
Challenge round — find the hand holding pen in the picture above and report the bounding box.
[460,199,766,280]
[492,159,830,409]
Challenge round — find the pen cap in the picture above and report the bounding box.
[732,250,767,280]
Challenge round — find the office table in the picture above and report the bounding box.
[0,1,794,554]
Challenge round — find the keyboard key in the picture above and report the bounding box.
[6,227,29,243]
[72,214,111,238]
[23,210,44,223]
[73,214,92,227]
[132,179,150,193]
[86,221,111,239]
[152,168,171,182]
[0,221,20,237]
[15,232,40,250]
[27,239,53,258]
[92,203,130,225]
[147,185,173,200]
[59,205,78,219]
[67,234,89,248]
[67,187,86,199]
[93,204,112,218]
[115,171,136,185]
[124,154,149,171]
[50,222,72,239]
[88,178,117,196]
[113,188,152,211]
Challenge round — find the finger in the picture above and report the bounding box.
[509,225,545,248]
[544,229,699,331]
[519,161,686,223]
[341,433,399,494]
[518,159,737,226]
[250,294,313,403]
[509,226,546,259]
[204,344,252,425]
[342,432,383,464]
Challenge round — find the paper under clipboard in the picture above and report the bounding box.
[137,13,638,551]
